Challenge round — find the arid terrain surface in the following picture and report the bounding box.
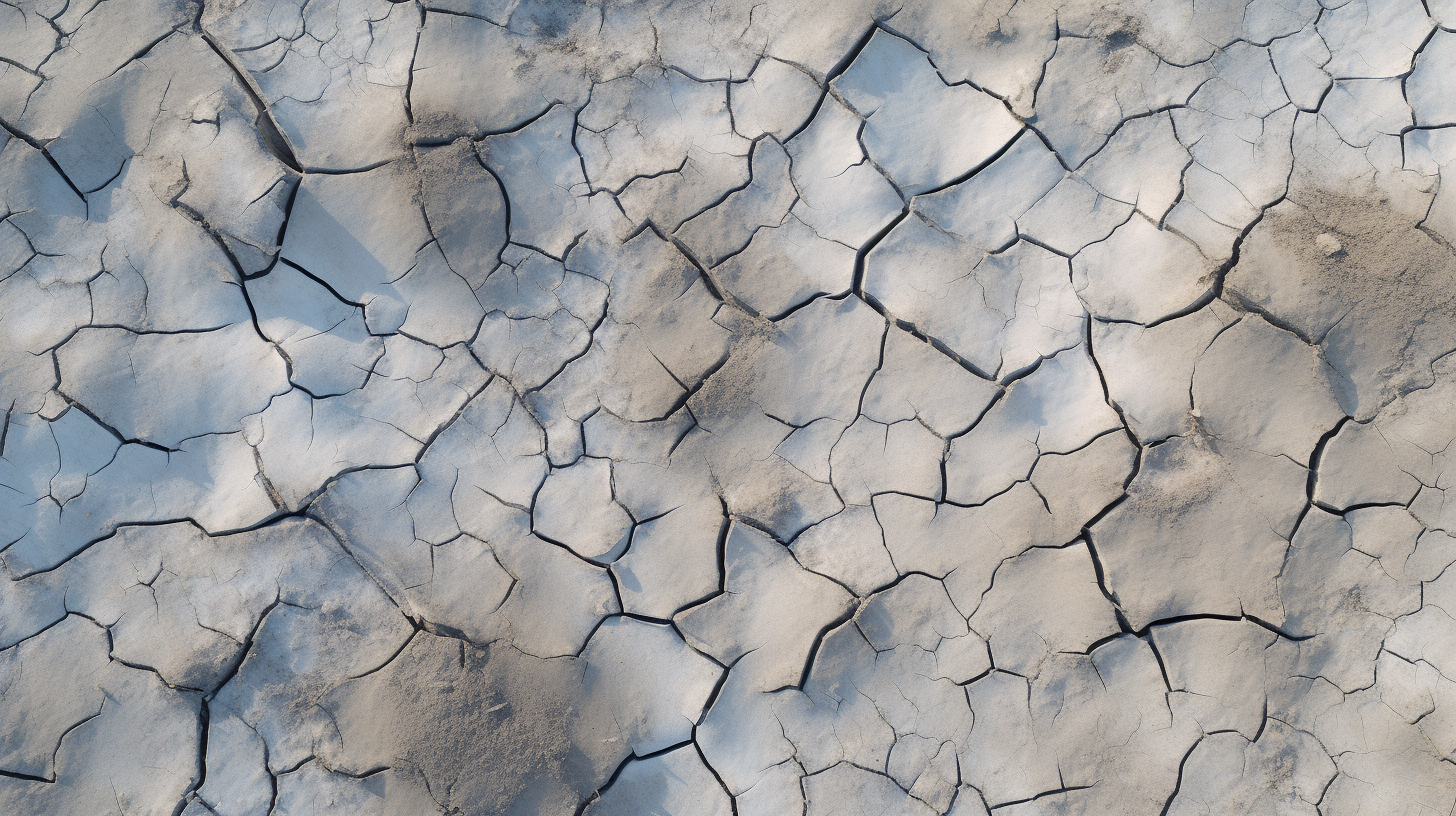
[4,0,1456,813]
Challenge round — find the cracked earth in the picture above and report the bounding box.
[4,0,1456,813]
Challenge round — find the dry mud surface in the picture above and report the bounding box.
[4,0,1456,814]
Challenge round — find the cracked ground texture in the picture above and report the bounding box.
[6,0,1456,815]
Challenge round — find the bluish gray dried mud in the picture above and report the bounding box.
[4,0,1456,814]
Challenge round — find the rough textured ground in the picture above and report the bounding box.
[3,0,1456,814]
